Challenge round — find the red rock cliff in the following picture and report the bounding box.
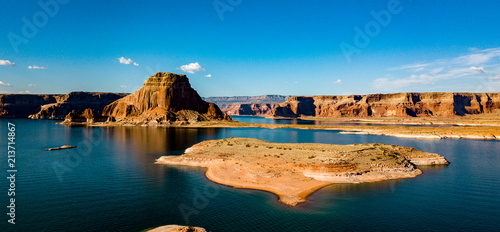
[102,72,230,123]
[271,92,500,118]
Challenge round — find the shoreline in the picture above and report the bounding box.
[204,164,333,206]
[54,115,500,141]
[156,138,449,206]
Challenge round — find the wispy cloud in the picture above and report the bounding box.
[205,74,212,78]
[120,85,128,88]
[393,63,431,71]
[470,66,486,73]
[374,47,500,91]
[28,83,37,87]
[118,57,139,66]
[0,81,12,87]
[18,90,31,94]
[0,60,15,67]
[179,62,205,74]
[454,48,500,65]
[334,79,342,84]
[28,65,46,69]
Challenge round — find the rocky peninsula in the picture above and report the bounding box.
[156,138,449,206]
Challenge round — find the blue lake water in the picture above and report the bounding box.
[231,115,461,127]
[0,119,499,231]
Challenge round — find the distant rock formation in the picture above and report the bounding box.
[28,92,128,119]
[0,92,127,119]
[0,94,64,118]
[205,95,290,109]
[271,93,500,118]
[98,72,230,125]
[222,103,278,116]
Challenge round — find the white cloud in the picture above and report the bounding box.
[18,90,31,94]
[28,83,37,87]
[389,63,432,72]
[0,60,15,67]
[179,62,205,74]
[334,79,342,84]
[490,75,500,80]
[120,85,128,88]
[118,57,139,66]
[0,81,12,87]
[429,67,444,75]
[454,48,500,65]
[470,66,486,73]
[374,47,500,91]
[205,74,212,78]
[28,65,46,69]
[373,75,434,90]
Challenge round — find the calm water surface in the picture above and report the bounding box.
[231,115,461,127]
[0,119,499,232]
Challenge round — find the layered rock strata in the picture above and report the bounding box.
[98,72,230,125]
[271,93,500,118]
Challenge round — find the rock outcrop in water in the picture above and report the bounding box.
[271,93,500,118]
[97,72,230,125]
[147,225,206,232]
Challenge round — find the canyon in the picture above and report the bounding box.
[270,93,500,118]
[0,92,127,119]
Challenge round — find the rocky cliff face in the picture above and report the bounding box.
[0,94,63,118]
[222,103,277,116]
[271,93,500,118]
[101,72,230,124]
[28,92,128,119]
[205,95,290,109]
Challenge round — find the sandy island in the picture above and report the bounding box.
[156,138,449,206]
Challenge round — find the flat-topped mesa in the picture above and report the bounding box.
[271,92,500,118]
[101,72,230,124]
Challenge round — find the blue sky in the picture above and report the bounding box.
[1,0,500,97]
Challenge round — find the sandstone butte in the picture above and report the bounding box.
[62,72,231,125]
[156,138,449,206]
[250,93,500,118]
